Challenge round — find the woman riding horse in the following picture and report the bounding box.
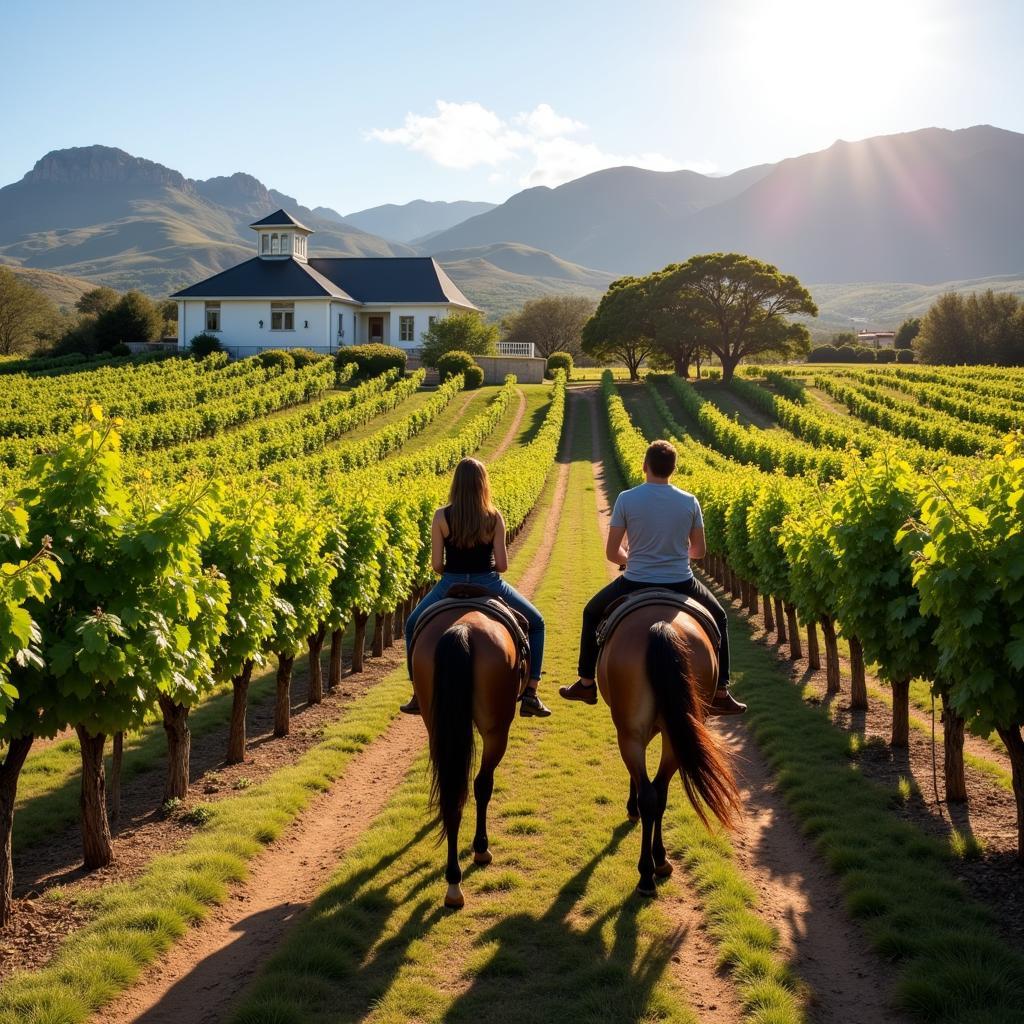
[402,457,549,716]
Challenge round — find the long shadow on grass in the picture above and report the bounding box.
[440,820,686,1023]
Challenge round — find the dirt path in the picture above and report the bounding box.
[486,387,528,461]
[586,383,904,1023]
[92,713,426,1024]
[90,389,574,1024]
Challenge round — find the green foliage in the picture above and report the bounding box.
[419,312,498,366]
[335,343,407,379]
[915,290,1024,366]
[287,348,325,369]
[0,267,59,356]
[255,349,295,372]
[581,277,654,381]
[546,351,573,378]
[463,363,484,389]
[188,333,223,357]
[435,349,478,383]
[895,317,921,350]
[896,349,915,363]
[75,287,121,317]
[94,291,163,351]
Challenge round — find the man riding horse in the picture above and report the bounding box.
[561,438,746,716]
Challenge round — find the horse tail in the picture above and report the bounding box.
[428,622,476,840]
[646,621,740,830]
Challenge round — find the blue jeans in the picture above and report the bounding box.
[404,571,545,682]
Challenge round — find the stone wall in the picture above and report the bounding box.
[475,355,546,384]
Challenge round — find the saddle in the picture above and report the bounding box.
[407,583,531,686]
[596,589,721,652]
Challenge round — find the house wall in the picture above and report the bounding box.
[178,299,342,354]
[475,355,546,385]
[355,306,452,348]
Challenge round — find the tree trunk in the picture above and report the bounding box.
[849,636,868,710]
[996,726,1024,862]
[0,735,32,929]
[720,355,738,383]
[352,611,368,673]
[773,597,787,643]
[76,725,112,869]
[739,579,750,609]
[747,583,759,615]
[328,628,344,691]
[821,617,841,695]
[729,570,741,601]
[372,613,385,657]
[941,692,967,803]
[763,593,775,633]
[806,620,820,670]
[159,695,191,801]
[672,352,690,378]
[383,611,394,648]
[308,625,326,705]
[109,731,124,823]
[890,677,910,748]
[227,660,254,765]
[274,654,294,737]
[394,600,406,635]
[785,603,802,660]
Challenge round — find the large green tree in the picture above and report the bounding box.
[0,268,57,356]
[420,311,498,366]
[501,294,596,358]
[581,276,655,380]
[94,290,162,351]
[894,316,921,350]
[75,286,120,317]
[655,253,816,381]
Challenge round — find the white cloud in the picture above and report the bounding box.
[367,100,709,188]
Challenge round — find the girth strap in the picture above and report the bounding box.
[596,588,721,651]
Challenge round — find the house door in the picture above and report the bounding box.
[368,316,384,343]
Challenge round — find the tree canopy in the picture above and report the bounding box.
[915,290,1024,365]
[420,311,498,367]
[501,294,596,358]
[581,276,655,380]
[0,268,58,356]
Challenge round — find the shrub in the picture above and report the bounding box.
[705,368,722,380]
[256,349,295,372]
[875,348,896,363]
[807,344,839,362]
[464,364,485,389]
[189,332,224,357]
[436,349,478,383]
[546,351,574,379]
[896,348,915,364]
[336,343,407,378]
[420,312,498,366]
[110,342,132,358]
[288,347,325,368]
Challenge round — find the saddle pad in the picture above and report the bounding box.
[407,592,530,683]
[596,588,721,652]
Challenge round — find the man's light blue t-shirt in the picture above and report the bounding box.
[610,483,704,584]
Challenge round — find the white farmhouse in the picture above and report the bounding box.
[172,209,478,356]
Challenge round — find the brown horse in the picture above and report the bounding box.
[597,603,741,896]
[413,608,522,909]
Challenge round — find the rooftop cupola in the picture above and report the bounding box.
[251,209,312,262]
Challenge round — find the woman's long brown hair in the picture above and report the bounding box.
[447,458,498,548]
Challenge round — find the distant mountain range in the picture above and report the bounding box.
[2,127,1023,326]
[423,125,1024,284]
[342,200,497,244]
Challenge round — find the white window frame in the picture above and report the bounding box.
[280,232,290,255]
[204,302,221,332]
[270,301,294,331]
[261,234,270,254]
[399,315,415,342]
[270,233,279,255]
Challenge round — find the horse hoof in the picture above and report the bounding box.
[627,812,640,824]
[444,884,465,909]
[473,848,493,866]
[654,861,673,879]
[636,883,657,899]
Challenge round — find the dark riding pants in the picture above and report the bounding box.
[577,575,730,684]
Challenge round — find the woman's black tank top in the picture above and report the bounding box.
[442,506,495,573]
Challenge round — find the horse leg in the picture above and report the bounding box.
[472,730,508,866]
[652,744,677,879]
[619,736,657,896]
[626,778,639,823]
[444,808,465,908]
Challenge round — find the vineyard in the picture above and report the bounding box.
[0,353,1022,1024]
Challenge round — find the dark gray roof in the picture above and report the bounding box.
[171,258,354,300]
[310,257,476,307]
[249,208,311,231]
[173,255,477,308]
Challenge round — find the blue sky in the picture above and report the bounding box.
[3,0,1022,212]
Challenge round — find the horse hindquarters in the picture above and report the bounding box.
[645,622,740,831]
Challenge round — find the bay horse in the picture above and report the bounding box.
[597,602,741,896]
[412,607,522,909]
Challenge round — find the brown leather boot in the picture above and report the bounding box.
[558,679,598,705]
[399,693,421,715]
[708,687,746,716]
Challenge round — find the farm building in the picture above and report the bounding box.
[172,209,478,357]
